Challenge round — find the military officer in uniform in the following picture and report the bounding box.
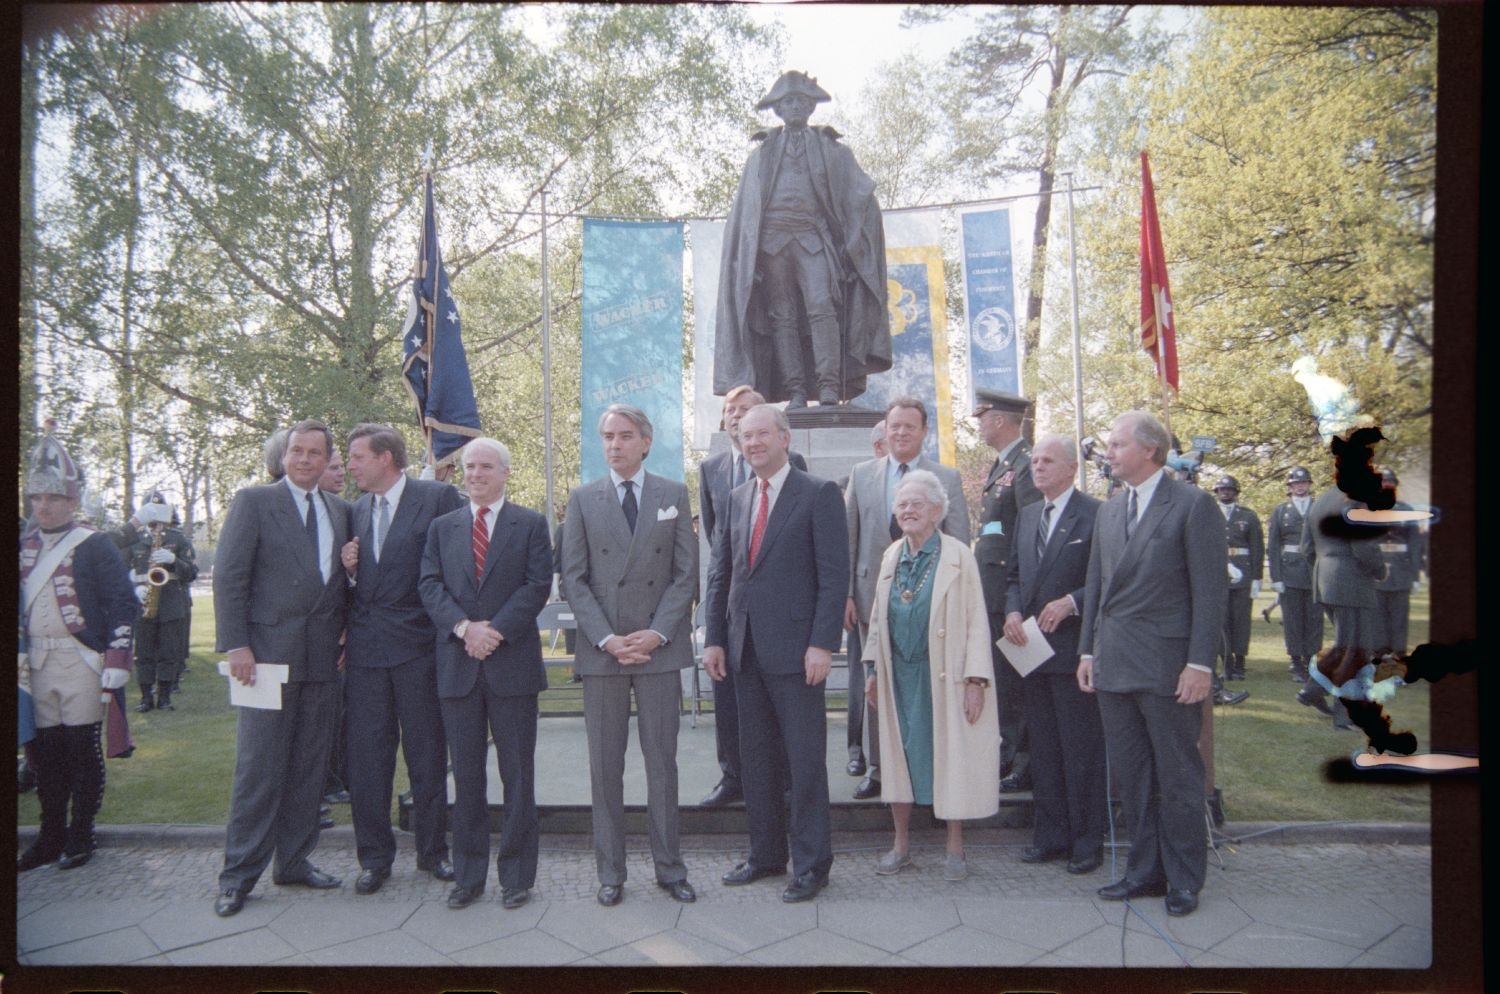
[1372,468,1425,653]
[1211,476,1263,684]
[972,389,1042,792]
[1266,467,1322,682]
[112,493,199,713]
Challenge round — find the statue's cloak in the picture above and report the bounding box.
[713,125,891,403]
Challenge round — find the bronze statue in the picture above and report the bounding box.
[714,71,891,409]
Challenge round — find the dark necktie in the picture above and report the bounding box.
[733,455,746,489]
[374,495,390,562]
[1037,502,1054,561]
[304,491,320,560]
[749,479,770,567]
[472,506,490,582]
[889,462,909,541]
[1125,488,1139,540]
[621,479,638,533]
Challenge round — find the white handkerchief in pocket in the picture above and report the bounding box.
[657,506,679,521]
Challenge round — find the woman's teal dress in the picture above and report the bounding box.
[887,532,940,805]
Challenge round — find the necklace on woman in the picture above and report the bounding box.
[899,552,938,604]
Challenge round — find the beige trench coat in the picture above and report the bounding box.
[862,533,1001,821]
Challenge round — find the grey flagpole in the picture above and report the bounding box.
[1064,171,1086,491]
[541,187,555,535]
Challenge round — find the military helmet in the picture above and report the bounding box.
[1212,475,1239,493]
[1380,467,1399,486]
[1286,466,1312,484]
[755,71,832,111]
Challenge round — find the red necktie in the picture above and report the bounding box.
[473,505,490,582]
[748,478,770,568]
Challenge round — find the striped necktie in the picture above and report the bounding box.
[473,506,490,582]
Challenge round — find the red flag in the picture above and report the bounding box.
[1140,151,1179,391]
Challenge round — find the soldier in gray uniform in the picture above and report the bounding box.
[1371,468,1425,653]
[1211,476,1263,683]
[112,493,199,712]
[972,389,1043,791]
[1267,467,1323,682]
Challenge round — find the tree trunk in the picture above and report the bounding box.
[118,151,141,517]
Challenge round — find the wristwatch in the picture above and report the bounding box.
[965,677,988,687]
[454,620,470,639]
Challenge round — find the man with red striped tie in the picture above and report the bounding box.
[418,437,552,911]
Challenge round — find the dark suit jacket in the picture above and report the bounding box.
[213,481,350,682]
[418,500,552,699]
[345,477,465,669]
[1299,486,1385,608]
[704,465,849,673]
[1080,474,1227,695]
[976,440,1043,614]
[699,447,805,546]
[1002,489,1100,676]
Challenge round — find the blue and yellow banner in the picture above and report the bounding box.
[580,220,686,483]
[960,208,1020,399]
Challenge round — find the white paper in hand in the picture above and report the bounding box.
[994,617,1055,677]
[217,660,290,710]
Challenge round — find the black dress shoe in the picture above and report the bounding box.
[418,856,456,881]
[1020,845,1068,864]
[323,789,351,804]
[782,871,828,903]
[214,888,246,917]
[722,861,786,886]
[1067,849,1103,875]
[355,867,390,895]
[57,850,93,870]
[1213,688,1250,706]
[501,887,529,909]
[1165,888,1199,916]
[18,846,58,872]
[846,757,866,777]
[597,883,624,906]
[658,879,696,903]
[852,776,881,799]
[447,885,481,909]
[1297,686,1335,716]
[1097,877,1168,901]
[274,865,341,889]
[319,814,336,829]
[699,779,743,806]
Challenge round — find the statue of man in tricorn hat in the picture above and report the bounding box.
[714,70,891,408]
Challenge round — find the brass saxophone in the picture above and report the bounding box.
[143,524,169,620]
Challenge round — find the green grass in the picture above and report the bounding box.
[19,592,1431,826]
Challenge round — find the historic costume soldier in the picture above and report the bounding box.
[713,71,891,408]
[19,433,138,871]
[1372,468,1425,653]
[112,492,198,712]
[1212,476,1263,683]
[1267,466,1323,682]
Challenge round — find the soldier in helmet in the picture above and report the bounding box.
[18,433,138,871]
[1371,468,1425,653]
[1212,476,1263,686]
[1266,467,1323,682]
[111,493,199,712]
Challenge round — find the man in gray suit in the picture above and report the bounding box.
[214,419,352,917]
[339,424,465,895]
[842,396,969,799]
[1078,411,1226,918]
[561,404,698,907]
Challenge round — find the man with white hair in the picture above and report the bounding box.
[419,437,552,911]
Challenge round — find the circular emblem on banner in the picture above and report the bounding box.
[972,306,1015,352]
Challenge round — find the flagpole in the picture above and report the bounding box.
[540,186,555,536]
[422,171,437,470]
[1063,171,1086,492]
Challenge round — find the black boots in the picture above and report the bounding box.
[156,680,175,711]
[19,723,104,871]
[59,723,105,868]
[135,685,155,713]
[1288,656,1309,683]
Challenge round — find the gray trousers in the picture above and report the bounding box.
[219,680,338,892]
[1222,586,1252,656]
[1374,590,1411,652]
[1280,585,1324,658]
[582,670,687,886]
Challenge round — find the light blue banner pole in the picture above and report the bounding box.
[961,208,1020,399]
[580,220,686,483]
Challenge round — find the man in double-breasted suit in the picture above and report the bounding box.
[339,424,465,895]
[703,404,849,903]
[973,389,1043,792]
[214,420,352,917]
[696,385,805,807]
[1078,411,1226,918]
[1267,466,1323,682]
[843,396,968,799]
[1000,434,1106,874]
[561,404,698,906]
[418,437,552,910]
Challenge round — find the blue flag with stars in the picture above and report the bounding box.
[402,173,481,466]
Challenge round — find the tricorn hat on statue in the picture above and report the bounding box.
[971,389,1032,419]
[755,70,832,111]
[24,428,83,500]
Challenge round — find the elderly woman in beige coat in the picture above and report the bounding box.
[863,470,1000,880]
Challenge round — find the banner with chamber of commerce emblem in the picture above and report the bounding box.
[960,207,1020,400]
[688,220,726,452]
[580,219,686,483]
[854,209,954,465]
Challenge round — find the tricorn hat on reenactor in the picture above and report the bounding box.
[755,70,832,111]
[24,429,83,500]
[1286,466,1312,483]
[970,389,1032,419]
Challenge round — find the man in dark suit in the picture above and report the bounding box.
[842,396,969,799]
[418,437,552,911]
[702,404,849,903]
[696,384,805,807]
[338,424,465,895]
[1078,411,1226,918]
[1000,434,1106,874]
[561,404,698,906]
[1267,466,1322,683]
[213,419,352,917]
[1211,475,1263,684]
